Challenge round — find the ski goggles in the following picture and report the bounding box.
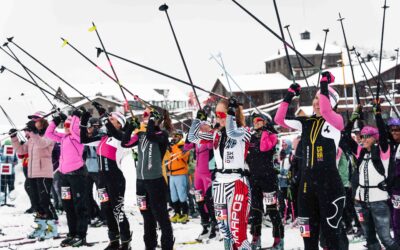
[361,134,374,140]
[253,117,264,123]
[216,112,227,119]
[64,122,71,129]
[143,111,150,118]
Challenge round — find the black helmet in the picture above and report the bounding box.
[88,117,101,128]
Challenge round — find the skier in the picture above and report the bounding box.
[0,140,18,194]
[83,117,106,227]
[121,106,174,250]
[278,138,292,221]
[45,111,87,247]
[80,104,131,250]
[246,113,284,250]
[186,119,218,241]
[274,72,346,250]
[388,117,400,245]
[167,130,191,224]
[188,97,252,250]
[17,129,34,213]
[9,112,58,240]
[343,104,400,250]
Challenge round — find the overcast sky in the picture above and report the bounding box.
[0,0,399,128]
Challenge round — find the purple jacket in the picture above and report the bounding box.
[184,141,213,175]
[45,116,84,174]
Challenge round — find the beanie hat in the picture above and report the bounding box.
[110,112,126,127]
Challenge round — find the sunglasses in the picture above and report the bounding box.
[216,112,227,119]
[361,134,373,139]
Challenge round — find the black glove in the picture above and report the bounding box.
[81,111,91,126]
[72,109,82,118]
[8,128,17,138]
[196,109,207,121]
[150,109,161,121]
[53,116,61,126]
[284,83,301,103]
[59,112,67,121]
[320,71,334,97]
[92,101,106,116]
[26,120,38,134]
[227,96,238,116]
[125,117,139,131]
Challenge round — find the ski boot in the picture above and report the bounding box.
[28,219,46,239]
[271,238,284,250]
[104,239,120,250]
[44,220,59,239]
[119,231,132,250]
[251,235,261,250]
[209,222,218,240]
[60,234,75,247]
[197,224,210,241]
[170,213,180,223]
[69,236,86,247]
[177,214,189,224]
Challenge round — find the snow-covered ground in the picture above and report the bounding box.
[0,155,367,250]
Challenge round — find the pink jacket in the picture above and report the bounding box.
[45,116,84,174]
[184,141,213,175]
[11,132,55,178]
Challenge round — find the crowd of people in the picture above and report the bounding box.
[3,70,400,250]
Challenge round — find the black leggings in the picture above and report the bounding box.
[99,166,130,242]
[29,178,57,220]
[137,177,174,250]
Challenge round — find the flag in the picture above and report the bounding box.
[88,25,97,32]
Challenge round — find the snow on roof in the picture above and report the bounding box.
[296,106,313,117]
[266,39,343,62]
[59,82,188,102]
[298,58,397,87]
[69,95,123,107]
[217,72,291,92]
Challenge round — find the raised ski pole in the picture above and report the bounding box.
[317,29,330,86]
[96,48,227,100]
[7,37,93,103]
[159,4,201,109]
[377,0,389,102]
[231,0,314,66]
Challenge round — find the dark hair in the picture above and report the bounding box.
[217,99,245,127]
[38,119,49,136]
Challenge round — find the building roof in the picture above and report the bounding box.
[216,72,292,92]
[265,39,343,62]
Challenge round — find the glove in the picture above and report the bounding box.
[373,100,381,115]
[228,96,239,109]
[72,109,82,118]
[227,96,238,116]
[8,128,17,138]
[92,101,106,116]
[350,106,362,122]
[125,117,139,131]
[26,120,37,134]
[284,83,300,103]
[53,116,61,126]
[59,112,67,121]
[320,71,335,84]
[81,111,91,126]
[196,110,207,121]
[150,109,161,121]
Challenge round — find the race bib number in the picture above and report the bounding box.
[392,195,400,209]
[298,217,310,238]
[355,206,364,222]
[61,186,71,200]
[263,191,277,205]
[98,188,109,203]
[137,195,147,211]
[194,190,204,202]
[215,203,227,221]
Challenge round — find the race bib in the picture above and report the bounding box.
[215,203,227,221]
[98,188,109,203]
[61,186,71,200]
[263,191,277,205]
[298,217,310,238]
[392,195,400,209]
[194,190,204,202]
[355,206,364,222]
[137,195,147,211]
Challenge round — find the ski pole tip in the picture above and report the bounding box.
[323,28,329,33]
[284,24,290,29]
[6,37,13,43]
[2,42,8,47]
[159,4,169,11]
[96,47,103,58]
[0,66,5,73]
